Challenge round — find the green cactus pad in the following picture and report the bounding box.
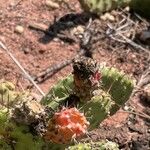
[42,75,74,110]
[0,81,17,107]
[80,90,114,130]
[79,0,150,19]
[0,82,49,150]
[79,0,130,15]
[66,140,119,150]
[0,108,46,150]
[0,81,29,108]
[100,67,134,114]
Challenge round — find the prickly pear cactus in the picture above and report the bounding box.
[79,0,150,19]
[80,90,114,130]
[100,66,133,114]
[41,75,74,110]
[43,57,134,130]
[66,140,119,150]
[0,108,46,150]
[79,0,131,15]
[0,80,25,107]
[0,81,47,150]
[0,56,134,149]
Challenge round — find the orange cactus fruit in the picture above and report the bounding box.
[44,107,89,144]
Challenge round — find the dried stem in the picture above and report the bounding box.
[0,41,45,97]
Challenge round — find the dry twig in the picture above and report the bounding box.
[0,41,45,97]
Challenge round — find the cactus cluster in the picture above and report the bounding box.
[44,57,133,131]
[0,56,134,149]
[0,81,46,150]
[79,0,150,19]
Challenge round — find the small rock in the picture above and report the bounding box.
[78,34,83,39]
[124,106,129,111]
[131,54,136,59]
[127,121,132,125]
[45,0,59,9]
[9,2,15,7]
[111,10,118,16]
[71,28,78,36]
[53,37,59,42]
[71,26,84,36]
[15,25,24,34]
[22,48,30,54]
[60,41,64,45]
[100,13,115,21]
[76,26,84,34]
[124,6,130,12]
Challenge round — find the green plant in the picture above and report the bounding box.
[66,140,119,150]
[78,0,131,15]
[43,57,134,137]
[79,0,150,18]
[0,57,134,149]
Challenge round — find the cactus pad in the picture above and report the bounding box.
[66,140,119,150]
[80,90,114,130]
[79,0,130,15]
[100,67,134,114]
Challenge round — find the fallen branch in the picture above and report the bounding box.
[120,110,150,120]
[28,22,48,33]
[28,22,76,43]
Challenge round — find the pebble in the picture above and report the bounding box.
[78,35,83,39]
[22,48,30,54]
[125,6,130,12]
[53,37,60,42]
[71,26,84,36]
[100,13,115,21]
[15,25,24,34]
[124,105,129,111]
[45,0,59,9]
[76,26,84,34]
